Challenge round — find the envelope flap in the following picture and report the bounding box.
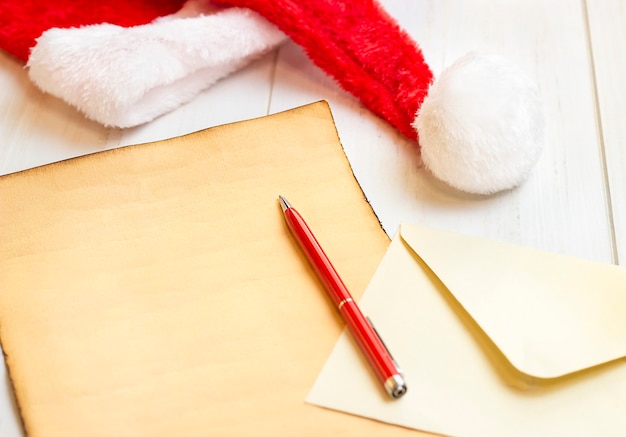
[399,223,626,379]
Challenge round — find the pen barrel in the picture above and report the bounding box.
[283,207,401,387]
[339,300,402,385]
[283,208,349,308]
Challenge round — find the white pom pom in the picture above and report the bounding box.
[414,53,544,194]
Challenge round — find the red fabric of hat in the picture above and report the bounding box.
[0,0,185,62]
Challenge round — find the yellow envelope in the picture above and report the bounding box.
[307,223,626,436]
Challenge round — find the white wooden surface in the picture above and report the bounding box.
[1,1,624,435]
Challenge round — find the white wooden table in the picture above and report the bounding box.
[1,1,624,435]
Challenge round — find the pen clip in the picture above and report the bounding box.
[366,316,403,376]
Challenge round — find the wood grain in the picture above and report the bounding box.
[586,0,626,264]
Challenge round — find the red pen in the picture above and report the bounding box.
[279,195,407,399]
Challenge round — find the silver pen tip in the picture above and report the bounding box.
[385,375,407,399]
[278,195,291,212]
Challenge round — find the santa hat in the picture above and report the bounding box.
[0,0,543,195]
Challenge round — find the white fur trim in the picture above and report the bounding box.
[27,9,286,128]
[414,53,544,195]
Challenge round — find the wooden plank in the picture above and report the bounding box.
[269,0,615,263]
[586,0,626,265]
